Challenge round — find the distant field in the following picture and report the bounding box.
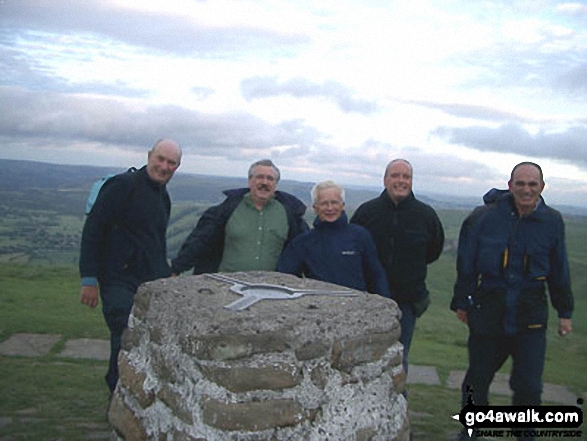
[0,252,584,440]
[1,160,585,440]
[0,205,585,441]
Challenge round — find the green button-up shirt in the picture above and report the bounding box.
[218,194,288,272]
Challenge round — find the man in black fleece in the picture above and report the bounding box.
[79,139,182,394]
[351,159,444,378]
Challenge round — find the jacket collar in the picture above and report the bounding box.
[379,189,416,208]
[313,211,348,229]
[486,188,547,219]
[140,166,166,190]
[223,187,307,215]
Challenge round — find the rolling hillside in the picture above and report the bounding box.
[0,159,585,270]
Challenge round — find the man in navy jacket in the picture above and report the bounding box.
[278,180,390,298]
[79,139,181,393]
[451,162,573,441]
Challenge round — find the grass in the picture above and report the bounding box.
[0,242,585,439]
[0,265,107,341]
[416,253,587,395]
[0,357,110,440]
[0,263,110,440]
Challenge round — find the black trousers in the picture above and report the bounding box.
[462,330,546,406]
[100,284,135,393]
[461,330,546,441]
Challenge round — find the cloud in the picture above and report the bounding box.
[0,86,322,156]
[241,76,378,115]
[434,7,587,98]
[432,123,587,166]
[0,45,150,97]
[1,1,586,207]
[552,64,587,93]
[0,0,309,56]
[402,99,530,123]
[556,3,587,16]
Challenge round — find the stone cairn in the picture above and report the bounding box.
[108,272,409,440]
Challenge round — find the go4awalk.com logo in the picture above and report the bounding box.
[452,397,584,439]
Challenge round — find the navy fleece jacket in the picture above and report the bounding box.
[277,212,390,297]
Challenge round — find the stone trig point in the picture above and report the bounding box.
[109,272,409,441]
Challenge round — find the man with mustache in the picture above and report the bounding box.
[79,139,182,394]
[172,159,309,275]
[351,158,445,380]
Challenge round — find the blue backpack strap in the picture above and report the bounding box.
[85,173,116,214]
[85,167,139,215]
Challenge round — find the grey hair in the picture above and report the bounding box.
[311,180,345,205]
[384,158,412,178]
[151,139,182,159]
[248,159,281,182]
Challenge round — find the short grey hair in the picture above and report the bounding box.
[311,180,345,205]
[248,159,281,182]
[384,158,412,178]
[151,139,182,160]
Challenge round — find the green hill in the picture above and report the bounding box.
[0,159,585,440]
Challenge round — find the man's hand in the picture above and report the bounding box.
[456,309,469,324]
[81,285,99,308]
[558,318,572,337]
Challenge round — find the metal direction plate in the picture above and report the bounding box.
[207,273,357,311]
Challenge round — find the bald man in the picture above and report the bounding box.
[351,159,445,380]
[451,162,573,441]
[79,139,182,394]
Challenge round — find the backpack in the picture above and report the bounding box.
[85,167,138,215]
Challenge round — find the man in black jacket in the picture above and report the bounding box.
[351,159,444,378]
[172,159,308,275]
[79,139,181,393]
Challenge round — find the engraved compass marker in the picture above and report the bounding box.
[207,273,357,311]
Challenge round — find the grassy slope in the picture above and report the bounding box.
[0,264,110,440]
[0,209,585,440]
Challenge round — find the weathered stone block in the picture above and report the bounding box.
[150,346,182,385]
[157,384,194,425]
[120,326,140,352]
[295,340,329,360]
[355,426,378,441]
[169,428,206,441]
[108,390,147,441]
[201,397,311,431]
[112,272,407,440]
[201,362,302,392]
[181,331,290,361]
[310,364,328,389]
[117,352,155,409]
[149,326,165,345]
[331,330,399,373]
[392,369,407,395]
[131,288,152,320]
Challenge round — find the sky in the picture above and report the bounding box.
[1,0,586,207]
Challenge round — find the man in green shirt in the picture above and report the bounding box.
[172,159,309,275]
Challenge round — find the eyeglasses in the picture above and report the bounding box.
[251,174,276,182]
[316,200,343,208]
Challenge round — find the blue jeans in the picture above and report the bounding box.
[100,284,136,393]
[398,302,417,376]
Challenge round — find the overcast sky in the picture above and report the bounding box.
[1,0,586,207]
